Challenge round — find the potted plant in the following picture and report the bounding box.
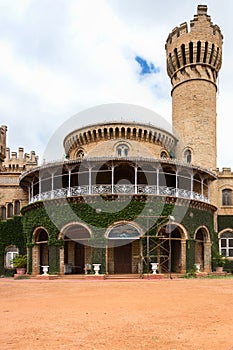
[214,250,226,272]
[11,254,27,275]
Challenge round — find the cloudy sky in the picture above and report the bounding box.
[0,0,232,168]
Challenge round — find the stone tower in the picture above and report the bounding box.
[0,125,7,168]
[165,5,223,170]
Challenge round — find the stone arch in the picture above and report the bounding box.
[194,226,211,272]
[157,222,188,273]
[218,228,233,259]
[106,220,143,239]
[59,222,92,275]
[194,226,211,243]
[59,222,92,240]
[32,227,49,275]
[106,221,143,274]
[218,227,233,239]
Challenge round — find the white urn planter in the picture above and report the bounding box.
[194,263,201,273]
[93,263,101,275]
[41,265,49,275]
[151,262,159,274]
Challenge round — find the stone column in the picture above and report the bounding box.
[180,240,186,274]
[68,169,71,196]
[190,174,193,199]
[111,164,114,194]
[51,172,54,199]
[88,167,92,195]
[32,245,40,275]
[59,246,64,275]
[175,170,178,197]
[134,166,138,194]
[156,167,159,195]
[204,242,212,272]
[39,176,41,200]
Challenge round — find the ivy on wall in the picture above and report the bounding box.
[21,196,216,274]
[0,216,26,275]
[217,215,233,272]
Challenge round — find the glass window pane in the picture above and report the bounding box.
[221,249,227,256]
[221,239,227,247]
[229,249,233,257]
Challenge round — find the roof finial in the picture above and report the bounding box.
[197,4,208,16]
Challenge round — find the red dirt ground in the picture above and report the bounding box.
[1,278,233,350]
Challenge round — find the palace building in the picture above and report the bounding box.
[1,4,233,277]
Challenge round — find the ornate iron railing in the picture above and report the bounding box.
[30,184,209,203]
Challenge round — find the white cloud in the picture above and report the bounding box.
[0,0,232,168]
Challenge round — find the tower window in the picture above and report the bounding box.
[160,151,168,159]
[222,189,232,206]
[1,206,6,220]
[220,231,233,257]
[76,150,84,159]
[189,42,193,63]
[184,149,192,163]
[117,144,129,157]
[7,203,13,218]
[14,200,20,215]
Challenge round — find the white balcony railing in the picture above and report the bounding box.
[30,184,209,204]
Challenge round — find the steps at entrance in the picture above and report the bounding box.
[105,274,141,279]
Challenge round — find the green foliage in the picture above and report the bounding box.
[11,254,27,268]
[182,265,197,278]
[0,216,26,255]
[212,249,226,267]
[49,246,60,274]
[21,196,216,273]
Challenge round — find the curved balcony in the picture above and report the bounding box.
[29,184,209,204]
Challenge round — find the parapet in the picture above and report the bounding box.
[217,168,233,176]
[166,5,223,47]
[165,5,223,90]
[4,147,38,172]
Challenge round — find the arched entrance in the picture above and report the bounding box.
[32,228,49,275]
[107,222,142,274]
[194,227,211,272]
[157,224,187,274]
[62,224,91,274]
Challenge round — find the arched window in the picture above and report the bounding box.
[117,144,129,157]
[76,150,84,159]
[1,206,6,220]
[108,224,140,239]
[14,200,20,215]
[5,246,19,268]
[222,189,232,206]
[220,231,233,257]
[160,151,168,159]
[7,203,13,218]
[184,149,192,163]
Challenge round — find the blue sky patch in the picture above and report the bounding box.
[135,55,160,75]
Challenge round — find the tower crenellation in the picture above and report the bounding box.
[166,5,223,170]
[166,5,223,92]
[3,147,38,172]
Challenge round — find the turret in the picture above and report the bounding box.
[0,125,7,166]
[166,5,223,170]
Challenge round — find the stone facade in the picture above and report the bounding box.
[0,129,38,220]
[1,5,233,276]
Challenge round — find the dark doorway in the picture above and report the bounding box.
[74,242,85,274]
[114,242,132,273]
[40,244,49,274]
